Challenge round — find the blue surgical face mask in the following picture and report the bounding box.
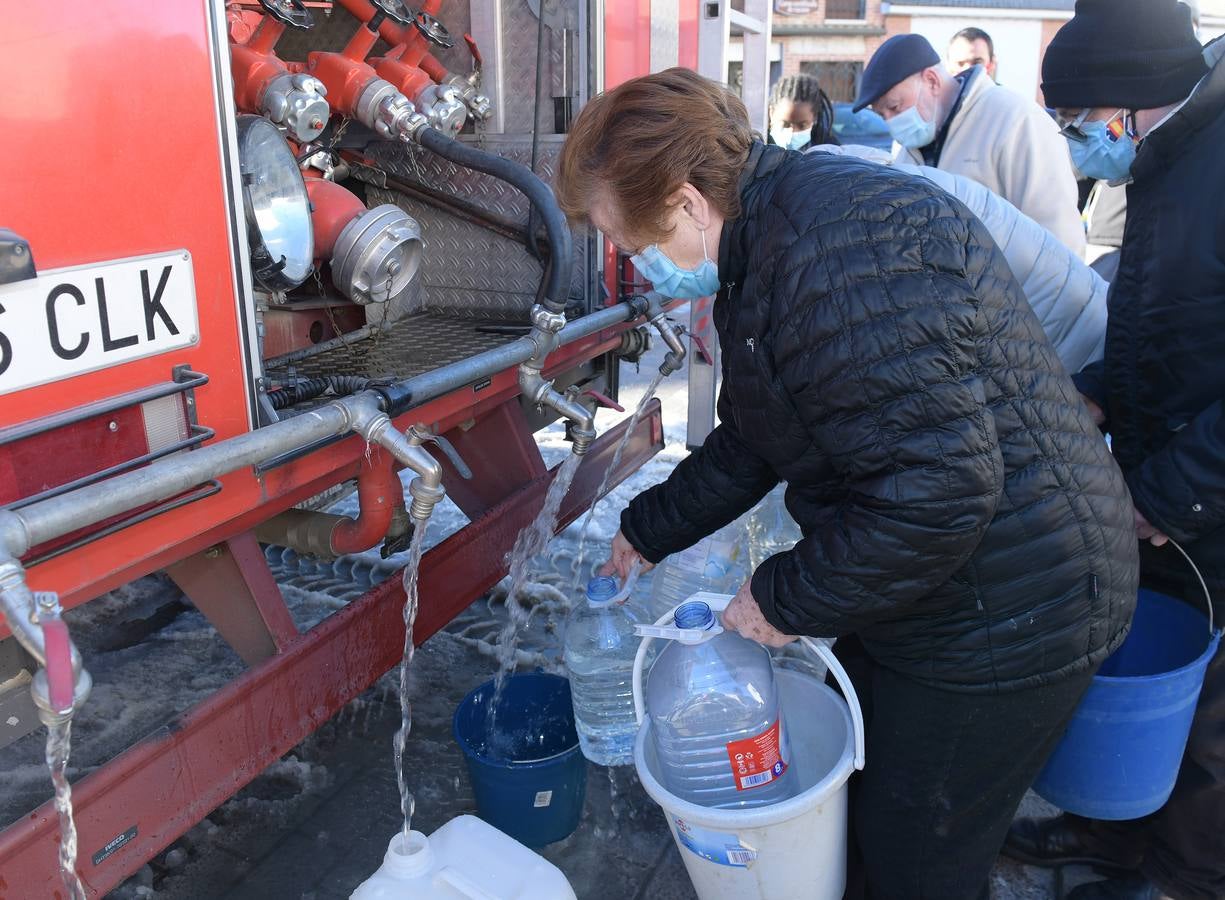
[771,126,810,151]
[1066,119,1137,182]
[887,82,938,149]
[631,229,720,299]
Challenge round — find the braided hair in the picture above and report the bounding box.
[768,73,837,147]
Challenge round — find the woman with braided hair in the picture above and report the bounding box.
[767,72,837,150]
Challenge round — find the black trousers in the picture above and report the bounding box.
[833,635,1097,900]
[1072,572,1225,900]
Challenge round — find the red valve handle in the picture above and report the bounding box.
[41,616,76,715]
[583,389,625,413]
[463,33,483,69]
[690,332,713,365]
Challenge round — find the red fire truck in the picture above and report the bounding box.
[0,1,773,893]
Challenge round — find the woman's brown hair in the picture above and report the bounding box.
[556,67,755,246]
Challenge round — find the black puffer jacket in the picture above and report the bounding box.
[623,143,1139,692]
[1073,42,1225,603]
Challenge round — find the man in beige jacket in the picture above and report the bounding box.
[856,34,1085,255]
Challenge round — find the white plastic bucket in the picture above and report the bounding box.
[631,594,866,900]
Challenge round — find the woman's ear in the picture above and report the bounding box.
[676,182,713,231]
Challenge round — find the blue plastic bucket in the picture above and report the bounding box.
[452,672,587,846]
[1034,588,1221,820]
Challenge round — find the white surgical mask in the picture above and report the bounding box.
[771,126,809,151]
[888,82,938,149]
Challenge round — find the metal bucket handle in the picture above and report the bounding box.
[1168,538,1217,635]
[631,593,866,771]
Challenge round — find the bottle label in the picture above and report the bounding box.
[669,815,758,867]
[675,537,739,580]
[726,718,788,791]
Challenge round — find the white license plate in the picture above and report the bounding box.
[0,249,200,397]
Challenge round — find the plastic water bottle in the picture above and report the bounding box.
[746,484,803,571]
[643,599,797,809]
[350,815,576,899]
[648,523,748,622]
[563,575,644,766]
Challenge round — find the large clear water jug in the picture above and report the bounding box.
[563,575,644,766]
[644,600,797,809]
[647,523,748,622]
[746,484,803,570]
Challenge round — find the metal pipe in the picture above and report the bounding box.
[376,299,642,414]
[650,314,688,376]
[0,560,91,719]
[0,299,644,555]
[255,450,398,557]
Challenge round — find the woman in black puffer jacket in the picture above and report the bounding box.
[558,69,1139,900]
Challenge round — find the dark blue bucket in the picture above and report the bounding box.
[452,672,587,846]
[1034,588,1220,820]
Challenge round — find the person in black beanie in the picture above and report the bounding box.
[1004,2,1225,898]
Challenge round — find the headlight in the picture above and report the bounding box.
[236,115,313,290]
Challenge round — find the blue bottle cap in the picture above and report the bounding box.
[586,576,619,603]
[674,601,716,630]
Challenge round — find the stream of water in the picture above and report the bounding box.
[567,371,667,599]
[484,452,584,745]
[393,525,430,839]
[46,719,86,900]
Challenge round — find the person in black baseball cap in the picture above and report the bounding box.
[1005,3,1225,898]
[856,32,1085,253]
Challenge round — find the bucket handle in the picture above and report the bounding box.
[631,594,866,771]
[1167,538,1217,635]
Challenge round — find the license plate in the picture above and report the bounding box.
[0,249,200,397]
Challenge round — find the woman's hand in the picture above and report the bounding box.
[1135,508,1169,547]
[599,530,655,581]
[722,580,798,648]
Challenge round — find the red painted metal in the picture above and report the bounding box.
[330,448,397,554]
[437,400,547,520]
[260,305,366,358]
[0,402,663,899]
[5,328,626,625]
[164,531,299,666]
[303,176,366,261]
[230,15,291,114]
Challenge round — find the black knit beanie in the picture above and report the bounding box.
[1042,0,1207,110]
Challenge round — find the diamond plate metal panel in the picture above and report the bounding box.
[368,185,547,320]
[264,312,519,381]
[361,138,590,317]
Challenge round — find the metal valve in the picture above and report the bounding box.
[262,73,330,143]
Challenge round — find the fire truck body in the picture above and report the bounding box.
[0,0,774,893]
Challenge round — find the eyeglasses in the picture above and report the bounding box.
[1056,108,1134,143]
[1055,108,1094,142]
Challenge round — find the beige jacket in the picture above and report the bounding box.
[896,67,1086,256]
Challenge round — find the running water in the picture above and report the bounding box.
[568,371,668,597]
[485,452,584,745]
[46,719,86,900]
[393,525,430,840]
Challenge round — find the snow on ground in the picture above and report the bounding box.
[0,323,1081,898]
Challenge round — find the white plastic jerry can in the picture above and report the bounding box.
[350,815,577,899]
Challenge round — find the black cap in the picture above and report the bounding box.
[854,34,941,112]
[1042,0,1207,110]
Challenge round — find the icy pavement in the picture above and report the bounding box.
[0,328,1092,898]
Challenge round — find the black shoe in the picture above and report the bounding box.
[1002,816,1142,870]
[1067,873,1172,900]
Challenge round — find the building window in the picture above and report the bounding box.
[824,0,865,19]
[800,60,863,103]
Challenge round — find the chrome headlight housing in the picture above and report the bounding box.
[236,115,314,290]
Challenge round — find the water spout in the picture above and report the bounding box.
[518,305,598,456]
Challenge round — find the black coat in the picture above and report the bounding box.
[1074,45,1225,603]
[622,143,1139,692]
